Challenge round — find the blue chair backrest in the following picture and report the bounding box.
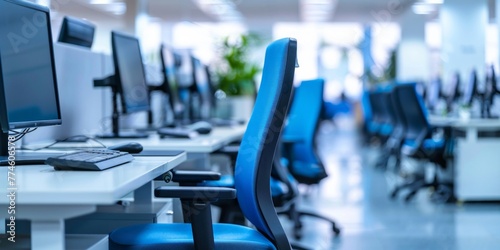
[389,88,406,138]
[283,79,324,164]
[361,90,373,123]
[369,86,394,125]
[234,38,297,249]
[394,82,430,141]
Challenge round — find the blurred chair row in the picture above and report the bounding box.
[362,83,454,203]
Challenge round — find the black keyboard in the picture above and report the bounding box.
[158,128,199,139]
[46,149,134,171]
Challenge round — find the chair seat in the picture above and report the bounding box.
[379,124,393,136]
[289,161,328,185]
[367,122,392,136]
[201,175,234,188]
[109,223,277,250]
[367,122,380,134]
[404,138,445,150]
[200,175,288,198]
[271,177,288,197]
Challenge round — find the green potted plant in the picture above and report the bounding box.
[214,33,262,120]
[216,33,261,96]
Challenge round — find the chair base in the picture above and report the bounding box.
[278,204,340,239]
[390,176,454,203]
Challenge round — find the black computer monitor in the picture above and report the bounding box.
[144,45,185,129]
[485,65,498,97]
[192,57,215,120]
[112,32,150,114]
[58,16,95,48]
[463,69,478,106]
[482,65,498,118]
[446,72,461,112]
[426,77,442,111]
[159,44,183,117]
[94,32,150,138]
[0,0,62,164]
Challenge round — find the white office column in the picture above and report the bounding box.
[124,0,149,36]
[397,10,429,82]
[440,0,488,84]
[497,0,500,69]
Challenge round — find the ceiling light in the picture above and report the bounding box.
[90,0,115,4]
[301,0,337,22]
[194,0,243,22]
[88,0,126,15]
[412,3,437,15]
[421,0,443,4]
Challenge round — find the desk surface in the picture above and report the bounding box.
[429,115,500,129]
[27,125,247,153]
[0,153,186,205]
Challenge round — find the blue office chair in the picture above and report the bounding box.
[381,87,407,171]
[283,79,328,186]
[368,89,394,138]
[366,87,396,169]
[271,79,340,239]
[361,88,394,147]
[108,38,298,250]
[390,83,453,203]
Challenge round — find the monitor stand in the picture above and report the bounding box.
[0,132,64,166]
[94,75,150,140]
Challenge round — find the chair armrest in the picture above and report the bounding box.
[281,135,305,144]
[155,186,236,201]
[171,170,221,183]
[215,145,239,154]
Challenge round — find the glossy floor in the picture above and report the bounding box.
[282,117,500,250]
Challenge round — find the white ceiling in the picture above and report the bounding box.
[54,0,419,24]
[147,0,417,23]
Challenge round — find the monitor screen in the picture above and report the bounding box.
[193,57,213,106]
[463,70,477,105]
[0,0,62,132]
[112,32,150,114]
[58,16,95,48]
[160,45,181,109]
[176,50,194,88]
[426,77,441,108]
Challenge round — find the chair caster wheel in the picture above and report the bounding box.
[404,191,417,203]
[390,189,398,199]
[431,185,454,204]
[293,229,302,239]
[332,226,341,236]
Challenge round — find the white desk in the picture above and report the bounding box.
[429,116,500,142]
[27,125,246,172]
[21,125,246,234]
[429,116,500,201]
[29,125,247,153]
[0,153,186,250]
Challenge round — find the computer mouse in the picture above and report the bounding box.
[108,142,144,154]
[186,121,213,134]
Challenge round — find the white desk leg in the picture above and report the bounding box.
[134,181,153,204]
[466,127,478,142]
[31,219,64,250]
[1,205,96,250]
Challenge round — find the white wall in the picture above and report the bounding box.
[440,0,488,84]
[397,10,429,82]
